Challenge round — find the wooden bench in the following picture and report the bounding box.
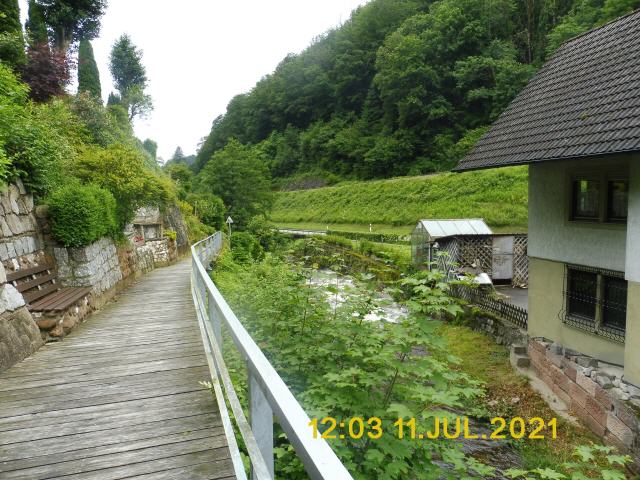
[7,263,92,313]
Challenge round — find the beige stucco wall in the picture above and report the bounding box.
[626,160,640,282]
[528,257,626,366]
[624,281,640,386]
[528,156,631,272]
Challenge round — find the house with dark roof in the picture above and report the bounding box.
[456,10,640,388]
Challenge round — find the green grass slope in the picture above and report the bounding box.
[272,167,528,232]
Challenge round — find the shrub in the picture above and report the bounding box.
[178,200,215,244]
[0,65,76,196]
[21,43,72,103]
[163,229,177,241]
[246,216,288,252]
[185,192,225,230]
[47,183,118,247]
[230,231,264,264]
[73,144,175,228]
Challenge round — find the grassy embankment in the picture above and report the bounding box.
[271,166,528,236]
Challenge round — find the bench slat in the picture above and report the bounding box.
[23,283,60,304]
[15,273,56,293]
[29,287,92,312]
[29,286,77,310]
[7,264,54,282]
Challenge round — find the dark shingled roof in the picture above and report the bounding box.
[455,10,640,171]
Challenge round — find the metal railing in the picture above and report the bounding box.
[452,284,528,330]
[191,232,353,480]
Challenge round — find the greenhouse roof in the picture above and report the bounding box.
[416,219,492,241]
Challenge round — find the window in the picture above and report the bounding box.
[567,269,597,320]
[564,266,627,342]
[602,276,627,332]
[607,180,629,222]
[570,176,628,224]
[571,179,600,220]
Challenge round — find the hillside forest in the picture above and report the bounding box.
[193,0,640,184]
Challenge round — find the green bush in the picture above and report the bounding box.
[47,183,118,247]
[230,231,264,264]
[73,144,175,228]
[178,200,215,244]
[163,229,177,241]
[0,65,70,196]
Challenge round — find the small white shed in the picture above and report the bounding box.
[411,219,492,264]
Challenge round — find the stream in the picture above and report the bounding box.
[307,268,524,478]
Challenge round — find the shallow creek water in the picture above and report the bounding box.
[307,268,524,477]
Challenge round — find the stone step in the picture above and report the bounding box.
[511,344,527,355]
[510,351,531,369]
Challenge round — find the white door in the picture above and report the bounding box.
[492,236,514,281]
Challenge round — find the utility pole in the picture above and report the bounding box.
[226,216,234,250]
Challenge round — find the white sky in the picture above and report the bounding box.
[18,0,368,161]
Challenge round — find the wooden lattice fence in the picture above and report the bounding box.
[435,234,528,285]
[513,235,528,285]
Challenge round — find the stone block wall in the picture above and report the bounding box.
[147,238,177,266]
[467,310,528,347]
[0,180,41,263]
[529,338,640,461]
[0,263,43,371]
[54,237,123,295]
[117,244,155,282]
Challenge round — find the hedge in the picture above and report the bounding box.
[326,229,410,245]
[47,183,118,247]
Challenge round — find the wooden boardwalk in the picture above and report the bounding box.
[0,260,235,480]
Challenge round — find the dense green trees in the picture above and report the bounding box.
[108,34,153,120]
[197,140,272,226]
[142,138,158,161]
[195,0,640,181]
[0,0,26,69]
[78,39,101,98]
[37,0,106,51]
[25,0,48,47]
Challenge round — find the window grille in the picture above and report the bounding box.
[562,265,627,343]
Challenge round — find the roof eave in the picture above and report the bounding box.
[453,148,640,173]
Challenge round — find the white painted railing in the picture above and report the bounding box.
[191,232,353,480]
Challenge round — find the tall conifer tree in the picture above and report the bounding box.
[0,0,26,68]
[25,0,49,47]
[78,39,101,98]
[0,0,21,33]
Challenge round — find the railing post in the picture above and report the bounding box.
[209,294,222,350]
[249,372,274,479]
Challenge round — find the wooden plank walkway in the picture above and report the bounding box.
[0,259,236,480]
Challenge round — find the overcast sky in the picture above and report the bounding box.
[19,0,368,161]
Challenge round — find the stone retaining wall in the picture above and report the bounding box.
[117,244,155,282]
[147,238,177,266]
[0,180,41,262]
[467,309,528,347]
[0,263,43,371]
[54,237,123,295]
[529,338,640,461]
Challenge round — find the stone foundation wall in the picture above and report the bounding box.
[0,181,41,263]
[53,237,123,295]
[529,338,640,461]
